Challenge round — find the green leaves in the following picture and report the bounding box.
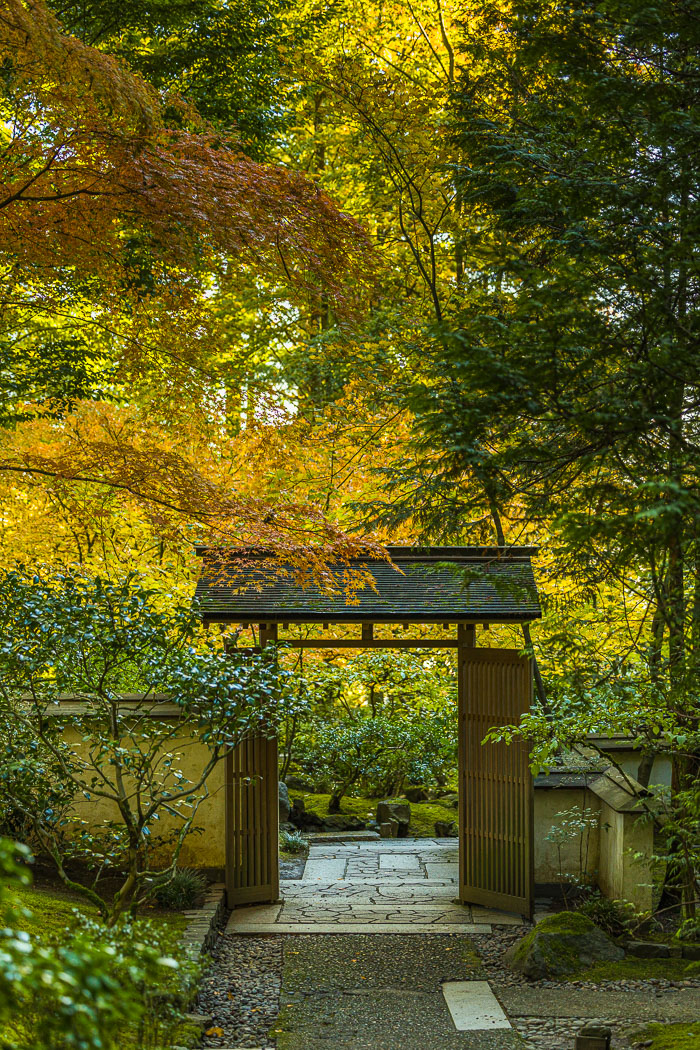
[0,567,288,923]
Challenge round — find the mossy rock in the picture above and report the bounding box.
[505,911,624,979]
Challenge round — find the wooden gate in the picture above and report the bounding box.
[225,733,279,906]
[459,647,534,917]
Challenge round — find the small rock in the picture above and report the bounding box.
[626,941,671,959]
[376,800,410,837]
[434,820,457,837]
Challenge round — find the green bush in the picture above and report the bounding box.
[153,867,208,910]
[0,837,187,1050]
[578,890,634,938]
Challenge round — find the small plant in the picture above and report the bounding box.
[280,829,306,853]
[578,890,634,938]
[153,867,207,910]
[545,803,600,901]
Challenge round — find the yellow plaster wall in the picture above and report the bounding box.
[63,723,227,870]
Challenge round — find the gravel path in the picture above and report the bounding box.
[196,841,699,1049]
[199,935,284,1049]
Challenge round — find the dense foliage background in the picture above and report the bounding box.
[0,0,698,936]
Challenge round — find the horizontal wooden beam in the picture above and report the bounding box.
[228,639,460,651]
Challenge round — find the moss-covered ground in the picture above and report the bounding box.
[290,791,458,837]
[3,880,194,1049]
[626,1022,700,1048]
[8,881,188,950]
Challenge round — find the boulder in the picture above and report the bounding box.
[278,781,291,823]
[681,943,700,960]
[505,912,624,979]
[321,814,366,833]
[404,786,430,803]
[376,801,410,837]
[625,940,670,959]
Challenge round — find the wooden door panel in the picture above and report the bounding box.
[459,648,533,917]
[225,733,279,906]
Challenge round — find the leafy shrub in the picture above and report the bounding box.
[578,890,634,938]
[153,867,208,910]
[676,916,700,943]
[0,837,159,1050]
[280,829,306,853]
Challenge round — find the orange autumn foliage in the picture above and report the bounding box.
[0,0,373,304]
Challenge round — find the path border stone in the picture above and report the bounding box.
[180,881,228,960]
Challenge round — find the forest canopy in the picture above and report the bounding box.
[0,0,699,920]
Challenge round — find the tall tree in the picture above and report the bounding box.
[407,0,700,912]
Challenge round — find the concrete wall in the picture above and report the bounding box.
[594,786,655,913]
[533,773,656,912]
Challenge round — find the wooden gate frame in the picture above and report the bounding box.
[223,619,535,916]
[458,633,534,917]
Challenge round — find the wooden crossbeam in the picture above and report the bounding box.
[229,638,460,650]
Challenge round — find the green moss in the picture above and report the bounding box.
[509,911,599,970]
[627,1023,700,1049]
[290,791,458,836]
[566,957,699,983]
[6,882,188,952]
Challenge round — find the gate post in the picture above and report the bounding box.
[457,623,475,907]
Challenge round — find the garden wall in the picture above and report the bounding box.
[62,710,228,872]
[55,704,656,906]
[534,769,655,911]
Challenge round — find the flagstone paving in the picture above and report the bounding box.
[227,839,524,934]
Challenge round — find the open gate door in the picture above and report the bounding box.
[459,647,534,918]
[225,734,279,907]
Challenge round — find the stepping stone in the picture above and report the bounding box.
[301,859,346,881]
[442,981,512,1031]
[425,863,459,880]
[231,922,490,934]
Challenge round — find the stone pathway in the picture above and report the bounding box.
[227,839,524,934]
[207,838,700,1048]
[272,932,524,1050]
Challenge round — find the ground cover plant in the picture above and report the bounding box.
[627,1024,700,1050]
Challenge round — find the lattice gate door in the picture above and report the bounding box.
[459,647,534,917]
[225,733,279,906]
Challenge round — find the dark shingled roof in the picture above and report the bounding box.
[194,546,541,624]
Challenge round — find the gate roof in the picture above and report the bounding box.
[194,546,541,625]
